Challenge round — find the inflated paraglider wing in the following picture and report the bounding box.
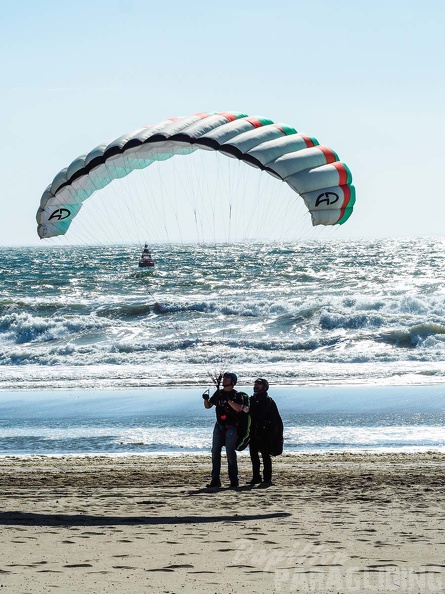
[37,112,355,239]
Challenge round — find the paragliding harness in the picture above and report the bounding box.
[210,390,250,452]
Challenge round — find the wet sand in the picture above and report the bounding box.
[1,452,445,593]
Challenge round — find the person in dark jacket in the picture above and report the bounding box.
[203,372,246,488]
[248,378,283,486]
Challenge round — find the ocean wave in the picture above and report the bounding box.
[0,297,97,318]
[320,311,385,330]
[0,311,110,345]
[147,299,284,319]
[3,320,445,370]
[378,323,445,348]
[0,334,399,367]
[95,302,155,318]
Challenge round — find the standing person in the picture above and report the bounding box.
[248,378,283,486]
[203,372,246,488]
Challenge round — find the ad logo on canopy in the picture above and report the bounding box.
[48,208,71,221]
[315,192,339,207]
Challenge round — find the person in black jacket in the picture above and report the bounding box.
[203,372,246,488]
[248,378,283,486]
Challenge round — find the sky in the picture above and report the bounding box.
[1,0,445,246]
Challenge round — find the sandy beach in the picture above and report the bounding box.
[0,452,444,593]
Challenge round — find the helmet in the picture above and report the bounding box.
[223,372,238,386]
[254,378,269,391]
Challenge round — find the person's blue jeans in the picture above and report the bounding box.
[211,423,238,484]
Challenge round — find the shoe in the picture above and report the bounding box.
[260,480,273,487]
[247,476,262,485]
[206,480,221,488]
[229,481,239,488]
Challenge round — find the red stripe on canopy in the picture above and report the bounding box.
[300,135,315,148]
[245,117,265,128]
[219,112,240,122]
[318,146,337,164]
[338,185,351,221]
[333,162,348,185]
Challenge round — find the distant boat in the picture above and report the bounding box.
[138,243,155,268]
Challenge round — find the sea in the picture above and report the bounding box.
[1,238,445,456]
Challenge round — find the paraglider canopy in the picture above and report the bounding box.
[36,111,355,240]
